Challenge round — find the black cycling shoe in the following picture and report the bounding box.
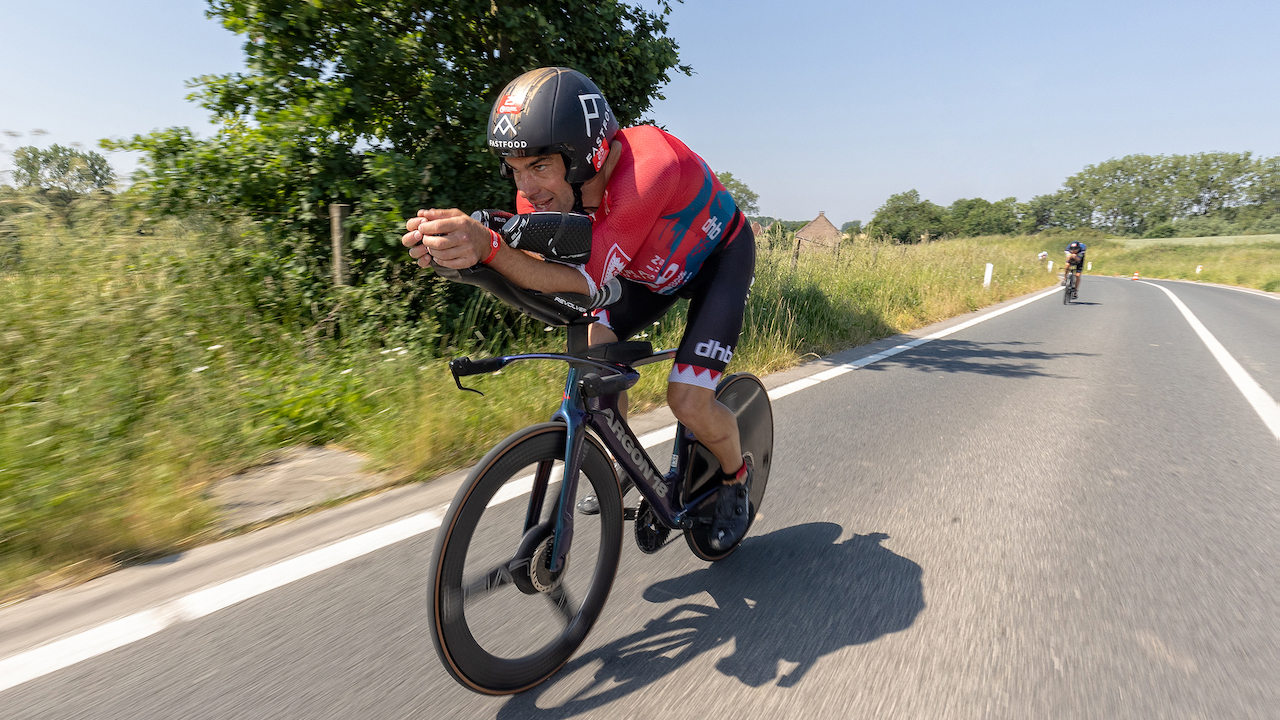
[577,467,630,515]
[576,493,603,515]
[709,462,752,552]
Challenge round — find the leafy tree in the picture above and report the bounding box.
[868,190,946,243]
[112,0,689,268]
[840,220,862,235]
[715,171,759,215]
[944,197,1017,237]
[12,145,114,193]
[1017,189,1095,235]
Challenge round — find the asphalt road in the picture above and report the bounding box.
[2,277,1276,719]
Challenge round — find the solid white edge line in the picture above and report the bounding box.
[1139,281,1280,440]
[0,509,446,694]
[0,283,1063,693]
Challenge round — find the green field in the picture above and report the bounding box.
[1082,237,1280,292]
[1112,233,1280,249]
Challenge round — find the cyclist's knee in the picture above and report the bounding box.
[667,382,715,424]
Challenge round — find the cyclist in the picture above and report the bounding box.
[403,67,756,551]
[1064,240,1086,293]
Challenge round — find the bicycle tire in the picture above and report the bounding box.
[1063,274,1074,304]
[683,373,774,561]
[428,423,623,695]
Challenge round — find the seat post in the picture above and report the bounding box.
[565,318,593,356]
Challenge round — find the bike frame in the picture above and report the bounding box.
[460,325,719,574]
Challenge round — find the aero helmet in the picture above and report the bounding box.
[1067,241,1083,252]
[487,67,618,185]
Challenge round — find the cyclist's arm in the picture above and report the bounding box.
[404,209,590,295]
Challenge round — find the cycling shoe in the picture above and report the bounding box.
[577,464,631,515]
[709,462,752,551]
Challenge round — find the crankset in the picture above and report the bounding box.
[633,499,674,554]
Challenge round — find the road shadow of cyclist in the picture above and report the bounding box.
[496,523,923,717]
[867,338,1096,379]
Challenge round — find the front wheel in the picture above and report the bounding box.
[683,373,774,561]
[428,423,623,695]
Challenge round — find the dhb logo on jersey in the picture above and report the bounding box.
[694,340,733,363]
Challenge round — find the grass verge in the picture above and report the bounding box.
[1,210,1072,601]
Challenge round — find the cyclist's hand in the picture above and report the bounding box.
[403,209,490,269]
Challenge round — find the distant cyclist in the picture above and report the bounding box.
[1064,240,1086,293]
[403,67,757,551]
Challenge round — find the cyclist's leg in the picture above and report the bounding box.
[668,223,757,476]
[671,226,756,551]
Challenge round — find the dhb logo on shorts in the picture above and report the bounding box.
[694,340,733,363]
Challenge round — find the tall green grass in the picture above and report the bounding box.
[1,202,1063,599]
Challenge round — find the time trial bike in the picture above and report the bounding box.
[420,212,773,695]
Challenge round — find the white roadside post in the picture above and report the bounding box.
[1087,261,1092,270]
[983,263,994,288]
[1048,260,1054,272]
[1196,265,1203,274]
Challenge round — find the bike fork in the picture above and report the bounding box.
[546,368,587,574]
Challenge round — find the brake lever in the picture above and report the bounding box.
[450,364,484,396]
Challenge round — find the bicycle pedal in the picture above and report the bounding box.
[623,507,637,522]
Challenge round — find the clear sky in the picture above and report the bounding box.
[3,0,1278,226]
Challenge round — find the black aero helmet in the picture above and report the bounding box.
[487,67,618,185]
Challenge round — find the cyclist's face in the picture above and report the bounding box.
[505,154,574,213]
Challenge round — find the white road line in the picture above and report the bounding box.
[1140,281,1280,440]
[0,284,1062,693]
[0,509,444,693]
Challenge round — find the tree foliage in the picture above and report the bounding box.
[11,145,114,193]
[1021,152,1279,236]
[867,190,947,243]
[112,0,689,267]
[944,197,1018,237]
[715,171,759,215]
[865,152,1280,241]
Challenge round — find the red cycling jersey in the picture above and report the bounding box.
[516,125,740,296]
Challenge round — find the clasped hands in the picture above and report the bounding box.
[402,208,490,269]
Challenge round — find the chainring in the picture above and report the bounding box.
[633,499,672,554]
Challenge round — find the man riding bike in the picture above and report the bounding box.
[402,67,757,551]
[1064,240,1086,293]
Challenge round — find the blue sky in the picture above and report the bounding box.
[2,0,1278,225]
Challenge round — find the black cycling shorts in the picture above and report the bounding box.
[592,219,756,390]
